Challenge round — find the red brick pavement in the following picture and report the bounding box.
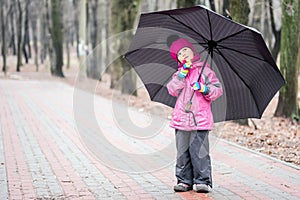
[15,91,95,199]
[0,78,300,200]
[0,86,36,200]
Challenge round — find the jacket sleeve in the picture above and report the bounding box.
[166,72,186,97]
[203,69,223,101]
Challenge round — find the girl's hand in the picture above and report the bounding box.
[191,82,209,94]
[177,60,192,79]
[178,68,189,78]
[182,60,192,69]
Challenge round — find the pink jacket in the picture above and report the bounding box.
[167,60,223,131]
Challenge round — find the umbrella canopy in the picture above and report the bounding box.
[125,5,285,122]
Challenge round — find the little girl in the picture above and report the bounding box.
[166,35,223,193]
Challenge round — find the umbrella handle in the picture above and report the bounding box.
[185,100,192,112]
[185,100,197,126]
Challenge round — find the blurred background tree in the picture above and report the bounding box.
[275,0,299,119]
[111,0,141,95]
[50,0,64,77]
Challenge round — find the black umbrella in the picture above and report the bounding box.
[124,5,285,122]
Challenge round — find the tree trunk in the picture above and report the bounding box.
[229,0,250,125]
[177,0,196,8]
[110,0,141,95]
[110,0,121,90]
[1,0,7,74]
[222,0,231,18]
[16,0,23,72]
[28,1,41,70]
[31,17,39,71]
[275,0,299,119]
[46,0,54,69]
[105,0,110,73]
[78,0,87,75]
[66,38,70,69]
[86,1,90,46]
[87,0,99,79]
[50,0,64,77]
[22,0,29,64]
[22,0,31,64]
[91,0,109,81]
[248,0,255,26]
[9,4,17,56]
[229,0,250,25]
[269,0,281,61]
[73,0,80,58]
[260,0,266,37]
[209,0,215,11]
[40,4,47,65]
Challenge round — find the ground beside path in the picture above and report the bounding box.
[0,77,299,199]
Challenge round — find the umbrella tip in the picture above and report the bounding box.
[224,9,232,20]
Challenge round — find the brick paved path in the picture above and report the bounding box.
[0,78,299,200]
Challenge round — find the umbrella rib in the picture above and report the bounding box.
[206,9,213,40]
[216,44,267,62]
[216,48,260,116]
[216,28,248,43]
[165,14,209,43]
[216,48,247,85]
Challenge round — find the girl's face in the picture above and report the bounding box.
[177,47,194,63]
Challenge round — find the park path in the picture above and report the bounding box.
[0,78,299,200]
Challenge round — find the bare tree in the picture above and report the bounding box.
[222,0,230,16]
[269,0,281,61]
[177,0,197,8]
[62,0,74,69]
[50,0,64,77]
[229,0,250,25]
[87,0,100,79]
[0,0,9,73]
[209,0,215,11]
[9,2,17,56]
[73,0,80,58]
[16,0,23,72]
[110,0,141,95]
[78,0,87,74]
[275,0,299,119]
[40,0,47,64]
[45,0,54,70]
[30,0,41,71]
[86,0,109,80]
[22,0,30,64]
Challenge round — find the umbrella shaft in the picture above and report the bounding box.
[197,51,210,82]
[184,52,211,126]
[186,52,210,105]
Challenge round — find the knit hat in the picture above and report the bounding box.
[168,37,196,61]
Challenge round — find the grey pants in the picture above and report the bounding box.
[175,130,212,187]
